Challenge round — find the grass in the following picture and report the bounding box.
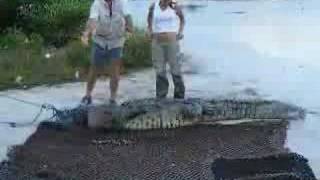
[0,30,152,91]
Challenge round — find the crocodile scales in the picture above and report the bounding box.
[42,98,305,130]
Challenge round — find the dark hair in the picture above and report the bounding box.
[159,0,176,9]
[169,1,175,9]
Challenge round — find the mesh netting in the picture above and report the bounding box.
[211,153,316,179]
[2,121,294,180]
[0,161,10,180]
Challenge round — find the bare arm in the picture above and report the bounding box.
[175,5,185,35]
[83,18,97,37]
[125,15,133,33]
[81,18,97,46]
[147,3,155,33]
[82,0,99,43]
[121,0,133,33]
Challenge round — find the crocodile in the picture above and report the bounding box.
[42,98,305,130]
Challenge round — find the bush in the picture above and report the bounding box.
[64,40,91,69]
[0,27,43,50]
[18,0,91,46]
[123,30,152,69]
[0,0,20,31]
[0,30,63,89]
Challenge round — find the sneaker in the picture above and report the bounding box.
[81,95,92,105]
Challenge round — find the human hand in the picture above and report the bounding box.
[81,33,89,46]
[125,15,134,33]
[177,32,184,40]
[126,31,133,38]
[126,26,134,34]
[145,28,153,40]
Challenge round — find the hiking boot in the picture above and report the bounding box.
[172,75,185,99]
[81,95,92,105]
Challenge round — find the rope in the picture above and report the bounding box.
[0,94,43,108]
[0,94,85,128]
[0,106,45,128]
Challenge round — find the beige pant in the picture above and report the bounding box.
[152,40,182,75]
[152,40,185,99]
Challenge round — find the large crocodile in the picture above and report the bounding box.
[49,98,305,130]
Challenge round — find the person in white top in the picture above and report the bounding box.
[80,0,133,105]
[147,0,185,99]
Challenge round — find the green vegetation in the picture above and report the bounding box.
[0,0,152,90]
[18,0,91,46]
[0,0,20,31]
[1,0,91,46]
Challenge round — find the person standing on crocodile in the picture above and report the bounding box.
[147,0,186,99]
[80,0,133,105]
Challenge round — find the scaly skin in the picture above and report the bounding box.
[200,99,305,121]
[105,98,305,130]
[111,98,203,130]
[46,98,305,130]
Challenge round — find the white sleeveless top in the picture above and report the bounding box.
[152,1,179,33]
